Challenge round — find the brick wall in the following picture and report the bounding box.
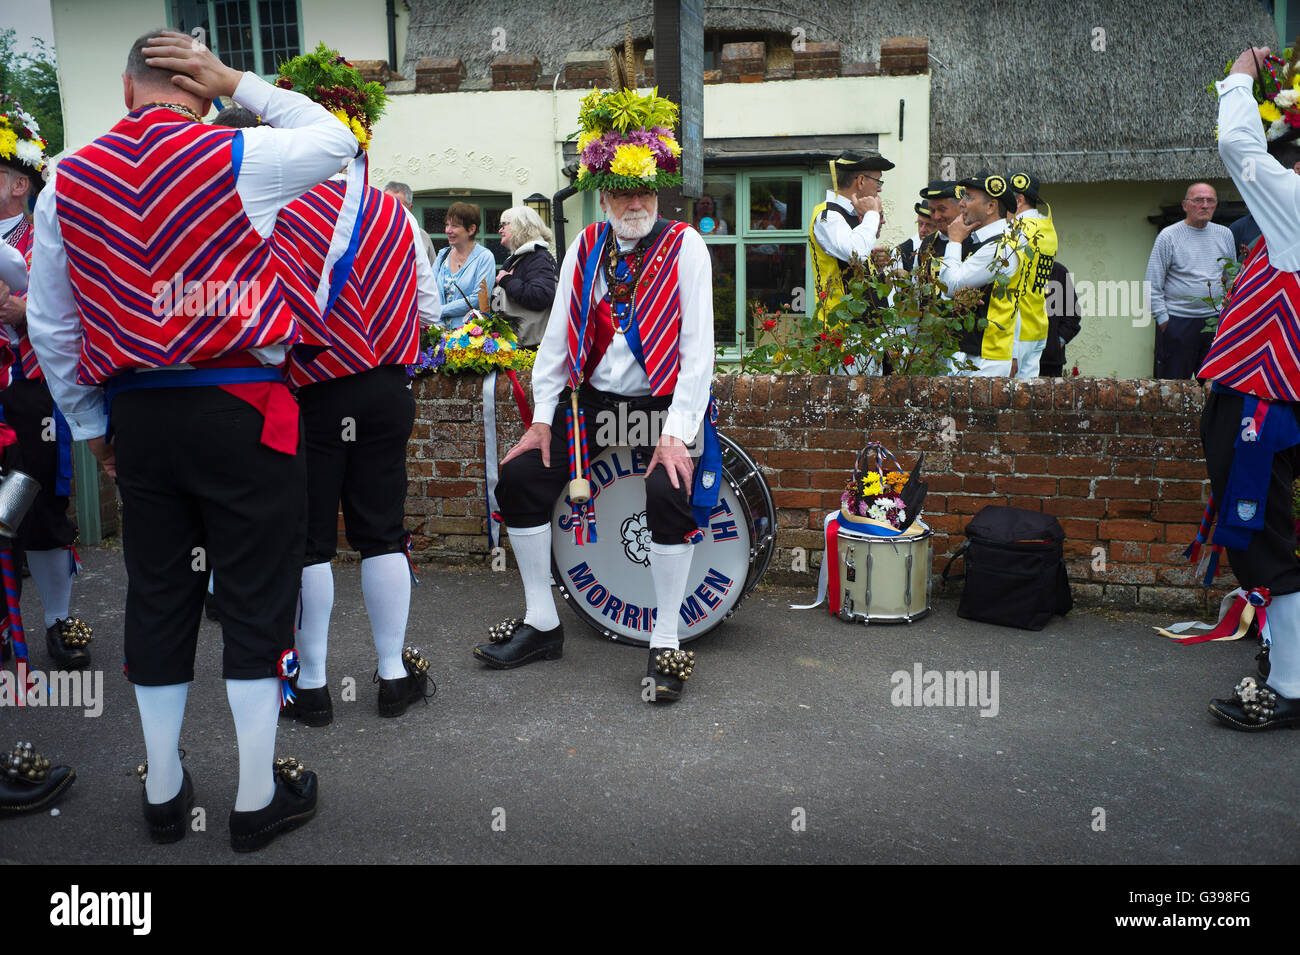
[405,372,1229,613]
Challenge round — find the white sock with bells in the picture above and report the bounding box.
[649,541,693,650]
[134,683,189,804]
[226,677,280,812]
[26,548,72,629]
[1265,590,1300,698]
[295,562,334,691]
[507,524,560,632]
[363,553,411,680]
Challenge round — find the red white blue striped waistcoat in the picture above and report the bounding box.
[1199,236,1300,401]
[52,106,296,385]
[276,181,420,387]
[566,220,687,393]
[0,217,37,387]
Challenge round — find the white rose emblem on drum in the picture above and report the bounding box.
[551,436,776,646]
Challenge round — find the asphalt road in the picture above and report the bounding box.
[3,545,1295,865]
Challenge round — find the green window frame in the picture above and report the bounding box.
[413,190,514,267]
[700,167,829,360]
[169,0,303,78]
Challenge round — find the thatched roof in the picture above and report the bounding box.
[405,0,1277,182]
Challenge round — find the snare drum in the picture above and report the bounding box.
[551,434,775,646]
[837,522,932,623]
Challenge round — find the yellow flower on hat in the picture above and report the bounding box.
[609,143,657,179]
[1260,100,1284,124]
[0,127,17,162]
[659,135,681,158]
[577,129,599,153]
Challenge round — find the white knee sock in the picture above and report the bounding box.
[1266,591,1300,698]
[508,524,559,632]
[649,542,693,650]
[296,562,333,691]
[27,548,72,629]
[225,678,280,812]
[363,553,410,680]
[134,683,189,804]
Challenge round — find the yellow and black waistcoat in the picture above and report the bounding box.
[954,232,1012,359]
[808,202,884,322]
[987,206,1058,347]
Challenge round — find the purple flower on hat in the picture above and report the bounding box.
[483,339,499,354]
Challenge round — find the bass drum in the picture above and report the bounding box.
[551,435,775,646]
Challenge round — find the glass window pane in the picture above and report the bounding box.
[744,243,804,346]
[213,0,255,73]
[173,0,209,39]
[748,176,803,234]
[259,0,300,74]
[692,175,735,236]
[709,244,737,348]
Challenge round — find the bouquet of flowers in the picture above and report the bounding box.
[838,441,928,535]
[409,282,535,377]
[1209,41,1300,142]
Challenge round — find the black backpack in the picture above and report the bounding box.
[941,506,1073,630]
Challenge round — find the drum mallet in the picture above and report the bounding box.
[568,389,591,505]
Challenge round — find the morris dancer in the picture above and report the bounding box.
[0,98,92,672]
[473,85,715,702]
[940,172,1020,376]
[1197,46,1300,730]
[215,87,442,725]
[26,31,357,849]
[1000,170,1057,379]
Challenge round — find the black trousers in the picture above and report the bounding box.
[298,364,415,564]
[496,386,696,545]
[1201,389,1300,596]
[0,377,77,552]
[1157,314,1215,380]
[113,386,306,684]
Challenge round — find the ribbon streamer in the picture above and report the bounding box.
[313,153,368,320]
[1154,587,1270,644]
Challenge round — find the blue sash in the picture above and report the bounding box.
[1210,382,1300,550]
[104,365,284,436]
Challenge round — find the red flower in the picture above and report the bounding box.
[818,332,828,341]
[1071,365,1080,376]
[814,344,821,352]
[762,319,777,330]
[819,290,828,300]
[842,355,854,367]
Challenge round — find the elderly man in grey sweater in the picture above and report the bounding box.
[1145,182,1236,379]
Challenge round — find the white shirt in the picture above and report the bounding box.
[1217,72,1300,271]
[938,218,1017,291]
[811,190,880,264]
[531,223,714,445]
[0,229,26,294]
[27,71,360,441]
[402,205,442,327]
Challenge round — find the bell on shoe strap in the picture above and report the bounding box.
[653,648,696,681]
[55,618,93,649]
[6,741,53,785]
[134,747,187,785]
[488,618,522,644]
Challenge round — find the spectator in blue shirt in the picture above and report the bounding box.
[434,201,496,327]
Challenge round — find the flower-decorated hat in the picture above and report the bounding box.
[574,86,683,192]
[0,94,49,193]
[1213,43,1300,143]
[276,42,388,149]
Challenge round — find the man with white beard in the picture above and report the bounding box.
[473,86,714,702]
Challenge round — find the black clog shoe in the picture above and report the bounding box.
[229,756,317,853]
[46,617,92,671]
[1209,675,1300,731]
[645,648,696,703]
[375,646,436,718]
[142,768,195,844]
[473,618,564,669]
[280,682,333,727]
[0,741,75,817]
